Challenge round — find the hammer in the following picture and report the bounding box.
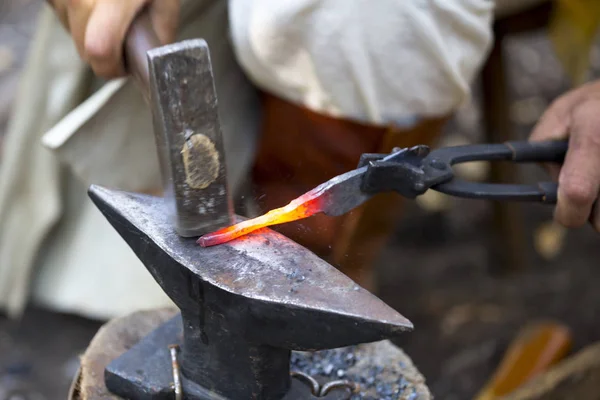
[43,1,235,236]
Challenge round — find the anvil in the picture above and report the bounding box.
[88,10,414,400]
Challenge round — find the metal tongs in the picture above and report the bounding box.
[359,139,567,204]
[199,139,568,246]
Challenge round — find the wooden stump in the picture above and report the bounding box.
[69,308,430,400]
[69,308,178,399]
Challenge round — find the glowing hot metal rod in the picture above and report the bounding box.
[199,140,569,247]
[198,166,371,247]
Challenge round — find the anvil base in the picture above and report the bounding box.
[72,308,430,400]
[105,315,351,400]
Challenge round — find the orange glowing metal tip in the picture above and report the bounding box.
[198,167,373,247]
[197,188,326,247]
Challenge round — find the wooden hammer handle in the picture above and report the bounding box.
[124,8,161,100]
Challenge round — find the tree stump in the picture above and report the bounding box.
[69,308,431,400]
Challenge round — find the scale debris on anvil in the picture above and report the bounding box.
[87,14,414,400]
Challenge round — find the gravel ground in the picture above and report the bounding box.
[1,2,600,399]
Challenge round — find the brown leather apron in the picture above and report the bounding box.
[252,93,449,289]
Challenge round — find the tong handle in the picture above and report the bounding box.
[426,139,568,165]
[124,8,162,100]
[506,140,568,163]
[433,180,560,204]
[426,140,568,204]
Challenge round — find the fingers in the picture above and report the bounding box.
[555,99,600,230]
[529,81,600,142]
[149,0,180,45]
[529,86,584,182]
[83,0,149,78]
[530,81,600,232]
[51,0,180,79]
[67,0,95,57]
[530,94,576,143]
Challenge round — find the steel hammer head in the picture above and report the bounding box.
[148,39,233,237]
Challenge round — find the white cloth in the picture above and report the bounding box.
[231,0,494,126]
[0,0,493,320]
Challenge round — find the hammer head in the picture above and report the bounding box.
[89,185,413,349]
[148,39,233,237]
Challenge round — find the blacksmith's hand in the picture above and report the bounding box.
[530,80,600,232]
[49,0,180,79]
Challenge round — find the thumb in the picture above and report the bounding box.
[84,0,149,78]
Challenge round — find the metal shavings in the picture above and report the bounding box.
[320,380,359,396]
[291,343,430,400]
[291,370,359,398]
[291,371,320,396]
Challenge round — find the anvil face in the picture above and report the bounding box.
[89,185,412,399]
